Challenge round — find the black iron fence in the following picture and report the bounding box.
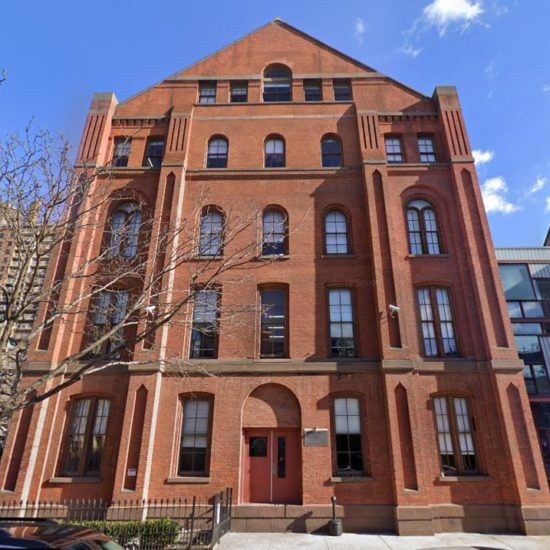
[0,487,232,549]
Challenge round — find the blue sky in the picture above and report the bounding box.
[1,0,548,246]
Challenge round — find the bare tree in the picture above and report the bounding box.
[0,126,300,435]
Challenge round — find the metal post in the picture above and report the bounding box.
[328,496,342,536]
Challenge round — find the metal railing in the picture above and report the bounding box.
[0,487,232,549]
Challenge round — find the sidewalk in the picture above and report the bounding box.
[219,532,550,549]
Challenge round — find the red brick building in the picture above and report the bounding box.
[2,20,550,535]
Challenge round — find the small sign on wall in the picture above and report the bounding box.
[127,468,137,477]
[303,428,328,446]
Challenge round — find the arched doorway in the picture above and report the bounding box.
[241,384,302,504]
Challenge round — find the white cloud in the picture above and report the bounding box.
[484,61,498,80]
[543,84,550,93]
[527,176,547,195]
[422,0,484,36]
[473,149,494,165]
[400,0,486,58]
[546,196,550,212]
[354,17,366,45]
[400,44,423,58]
[481,176,520,214]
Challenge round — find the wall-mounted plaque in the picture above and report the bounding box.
[303,428,328,446]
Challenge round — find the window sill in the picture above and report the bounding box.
[255,254,290,261]
[321,254,356,259]
[194,101,354,107]
[109,166,160,171]
[330,476,372,483]
[166,476,211,484]
[193,255,224,261]
[407,254,450,259]
[49,476,101,484]
[386,162,446,168]
[438,475,489,482]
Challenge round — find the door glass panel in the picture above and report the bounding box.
[277,436,286,478]
[249,436,267,457]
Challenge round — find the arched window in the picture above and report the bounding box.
[199,208,223,256]
[324,209,349,254]
[263,65,292,102]
[321,135,342,167]
[109,203,141,258]
[406,200,441,255]
[206,137,228,168]
[262,208,287,255]
[264,136,285,168]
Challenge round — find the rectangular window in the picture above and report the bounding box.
[61,398,111,476]
[333,397,364,476]
[179,398,211,475]
[230,81,248,103]
[333,79,352,101]
[418,135,437,163]
[113,137,131,167]
[417,287,458,357]
[523,301,545,318]
[535,279,550,300]
[531,403,550,476]
[433,396,477,476]
[499,264,536,300]
[277,436,286,478]
[512,322,543,335]
[142,138,164,168]
[524,364,550,395]
[516,326,550,395]
[190,289,219,359]
[198,81,217,104]
[91,290,129,355]
[328,288,355,357]
[385,136,404,163]
[260,287,287,358]
[303,79,322,101]
[507,301,545,319]
[507,301,523,318]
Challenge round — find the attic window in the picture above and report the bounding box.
[263,65,292,102]
[199,81,217,104]
[333,79,352,101]
[304,79,322,102]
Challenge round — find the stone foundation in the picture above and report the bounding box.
[232,504,550,535]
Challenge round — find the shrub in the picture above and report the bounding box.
[69,518,179,548]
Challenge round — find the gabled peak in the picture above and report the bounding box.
[170,18,378,80]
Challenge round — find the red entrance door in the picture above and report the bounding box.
[242,429,301,504]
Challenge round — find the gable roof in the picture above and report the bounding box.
[170,18,377,78]
[119,18,428,106]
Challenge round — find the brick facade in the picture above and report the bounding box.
[1,20,550,534]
